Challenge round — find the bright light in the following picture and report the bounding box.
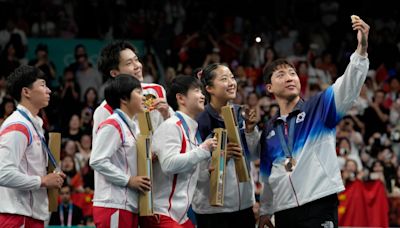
[255,37,261,43]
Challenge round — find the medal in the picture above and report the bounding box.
[144,94,156,110]
[284,157,296,172]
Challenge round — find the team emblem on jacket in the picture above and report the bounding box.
[296,112,306,123]
[267,130,275,139]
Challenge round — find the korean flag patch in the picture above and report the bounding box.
[296,112,306,123]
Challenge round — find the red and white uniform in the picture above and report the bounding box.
[89,110,139,217]
[0,105,48,224]
[149,112,211,225]
[92,82,173,140]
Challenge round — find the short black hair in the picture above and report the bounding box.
[167,75,203,111]
[7,65,45,102]
[263,59,295,84]
[97,40,138,80]
[35,43,48,54]
[104,74,142,110]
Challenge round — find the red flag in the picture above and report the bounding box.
[364,181,389,227]
[338,180,369,226]
[71,192,94,217]
[338,180,389,227]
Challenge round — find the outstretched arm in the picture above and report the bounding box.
[332,16,370,115]
[352,15,369,57]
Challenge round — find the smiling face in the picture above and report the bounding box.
[206,65,237,104]
[116,49,143,81]
[266,64,301,101]
[179,87,205,116]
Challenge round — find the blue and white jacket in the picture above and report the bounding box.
[257,52,369,216]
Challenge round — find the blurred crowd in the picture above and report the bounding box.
[1,0,400,226]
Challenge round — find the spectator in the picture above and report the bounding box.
[362,90,390,141]
[49,184,84,226]
[31,11,56,37]
[28,43,56,87]
[0,97,16,126]
[75,52,102,102]
[63,114,83,142]
[59,67,81,129]
[61,155,84,192]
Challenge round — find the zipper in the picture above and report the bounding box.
[235,166,241,210]
[179,171,195,223]
[288,175,300,206]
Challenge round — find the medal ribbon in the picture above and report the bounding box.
[17,109,60,171]
[276,116,296,158]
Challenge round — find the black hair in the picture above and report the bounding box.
[7,65,45,102]
[263,59,296,84]
[35,43,48,54]
[199,63,226,102]
[97,40,138,80]
[0,96,16,117]
[104,74,141,110]
[167,75,203,111]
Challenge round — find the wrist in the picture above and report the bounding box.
[40,176,45,187]
[163,111,170,120]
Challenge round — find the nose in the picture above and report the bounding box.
[228,77,237,86]
[134,60,142,69]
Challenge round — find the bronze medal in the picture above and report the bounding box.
[284,157,296,172]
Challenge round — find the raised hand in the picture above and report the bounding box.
[351,15,369,56]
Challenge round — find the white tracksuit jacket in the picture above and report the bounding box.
[151,112,211,224]
[90,110,140,213]
[0,105,48,221]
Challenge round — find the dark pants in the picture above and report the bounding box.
[274,194,338,228]
[195,207,255,228]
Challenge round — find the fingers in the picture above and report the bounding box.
[45,173,64,189]
[209,138,218,151]
[230,151,243,159]
[226,143,243,160]
[138,177,151,192]
[351,18,370,33]
[152,98,167,107]
[227,143,241,152]
[58,172,67,179]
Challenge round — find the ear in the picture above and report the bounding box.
[21,87,31,98]
[265,84,272,93]
[176,93,185,106]
[205,85,213,94]
[120,97,128,107]
[110,69,119,78]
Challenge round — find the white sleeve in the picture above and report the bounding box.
[152,122,210,175]
[0,131,41,190]
[332,52,369,114]
[92,106,110,140]
[245,127,261,161]
[90,125,130,187]
[259,179,274,217]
